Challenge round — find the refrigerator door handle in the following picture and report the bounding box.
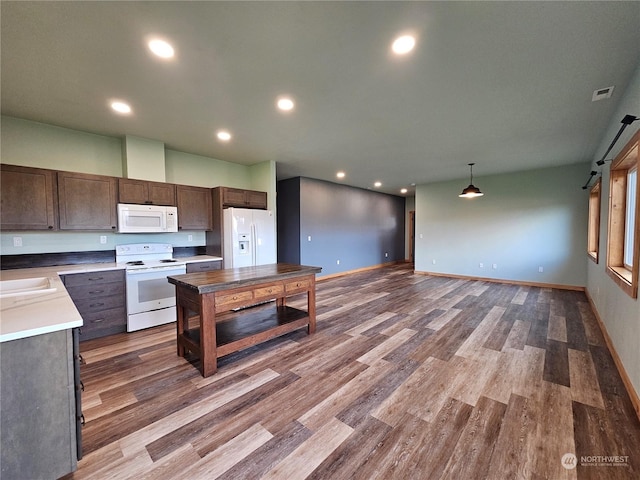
[251,223,256,265]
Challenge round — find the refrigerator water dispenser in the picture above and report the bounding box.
[238,234,250,254]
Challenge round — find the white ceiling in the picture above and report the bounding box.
[2,1,639,195]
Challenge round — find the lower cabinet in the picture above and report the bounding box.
[63,269,126,341]
[0,329,81,479]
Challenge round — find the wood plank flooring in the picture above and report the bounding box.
[64,264,640,479]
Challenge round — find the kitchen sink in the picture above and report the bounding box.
[0,277,57,298]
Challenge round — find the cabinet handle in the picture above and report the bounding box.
[80,414,85,426]
[48,225,53,229]
[145,201,152,204]
[78,354,85,365]
[88,277,104,281]
[89,290,104,294]
[91,318,105,323]
[89,302,105,308]
[112,226,116,229]
[79,381,85,392]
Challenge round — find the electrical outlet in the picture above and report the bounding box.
[492,263,498,269]
[538,266,543,273]
[308,236,312,242]
[479,263,484,268]
[99,236,107,244]
[336,259,340,265]
[432,259,436,265]
[385,252,388,258]
[420,234,424,239]
[13,236,23,247]
[188,234,193,242]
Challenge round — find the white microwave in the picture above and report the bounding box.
[117,203,178,233]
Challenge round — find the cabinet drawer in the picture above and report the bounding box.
[63,269,124,287]
[65,281,124,300]
[253,284,284,300]
[81,306,126,330]
[186,261,221,273]
[80,306,126,340]
[71,294,124,314]
[215,290,253,308]
[285,278,311,294]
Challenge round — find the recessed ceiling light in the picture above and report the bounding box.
[336,171,346,179]
[110,101,132,114]
[148,39,175,59]
[216,130,232,142]
[374,181,382,188]
[277,96,295,112]
[400,188,408,194]
[392,35,416,55]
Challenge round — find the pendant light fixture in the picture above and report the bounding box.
[459,163,484,198]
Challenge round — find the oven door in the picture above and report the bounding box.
[125,265,186,315]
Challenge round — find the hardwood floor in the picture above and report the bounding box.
[65,264,640,479]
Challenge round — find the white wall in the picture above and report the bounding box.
[415,162,590,287]
[587,64,640,398]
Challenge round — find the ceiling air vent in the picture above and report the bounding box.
[592,86,614,102]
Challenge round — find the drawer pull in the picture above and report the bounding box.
[80,414,86,426]
[89,302,105,308]
[88,277,104,282]
[91,318,105,323]
[89,290,104,294]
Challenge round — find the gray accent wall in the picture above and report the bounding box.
[277,177,405,276]
[414,162,590,287]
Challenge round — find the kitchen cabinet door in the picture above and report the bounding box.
[219,187,267,209]
[1,164,58,230]
[176,185,213,230]
[118,178,176,206]
[58,171,118,230]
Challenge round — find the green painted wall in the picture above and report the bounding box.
[587,63,640,399]
[1,116,122,175]
[0,116,275,254]
[415,162,590,287]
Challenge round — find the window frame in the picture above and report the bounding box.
[606,128,640,298]
[587,177,601,263]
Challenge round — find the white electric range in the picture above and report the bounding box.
[115,243,186,332]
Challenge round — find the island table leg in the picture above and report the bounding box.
[199,292,218,377]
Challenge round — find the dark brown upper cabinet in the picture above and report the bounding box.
[58,171,118,230]
[218,187,267,209]
[176,184,213,231]
[1,164,58,231]
[118,178,176,206]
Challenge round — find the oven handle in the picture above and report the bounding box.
[125,267,186,275]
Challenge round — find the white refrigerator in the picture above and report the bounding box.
[223,208,277,268]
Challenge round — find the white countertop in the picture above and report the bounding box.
[0,255,222,343]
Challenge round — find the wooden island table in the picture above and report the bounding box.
[167,263,322,377]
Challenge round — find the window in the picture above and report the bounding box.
[624,167,637,269]
[606,128,640,298]
[587,178,601,263]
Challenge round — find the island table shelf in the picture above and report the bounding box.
[167,263,321,377]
